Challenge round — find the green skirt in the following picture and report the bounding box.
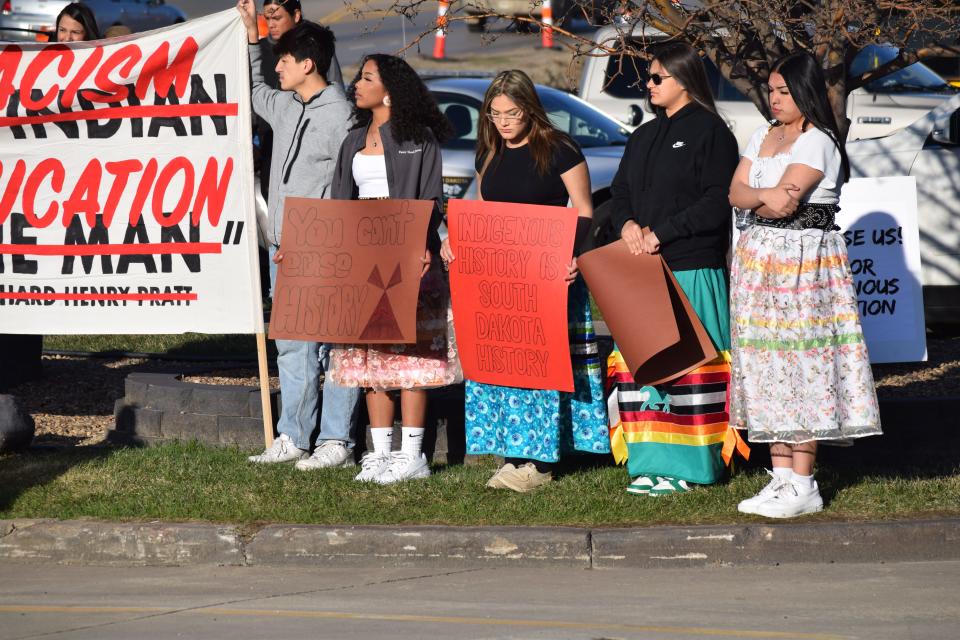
[609,268,733,485]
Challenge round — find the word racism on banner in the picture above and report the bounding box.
[448,199,576,392]
[837,177,926,363]
[268,198,432,344]
[0,11,261,335]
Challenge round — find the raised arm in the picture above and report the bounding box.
[237,0,283,125]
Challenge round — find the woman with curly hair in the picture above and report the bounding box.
[329,54,461,485]
[440,70,609,492]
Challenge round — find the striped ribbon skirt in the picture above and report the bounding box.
[608,268,746,485]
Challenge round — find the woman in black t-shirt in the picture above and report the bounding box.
[440,70,609,492]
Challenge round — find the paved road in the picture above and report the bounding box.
[1,561,958,639]
[176,0,598,68]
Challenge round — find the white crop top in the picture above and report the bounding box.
[352,152,389,198]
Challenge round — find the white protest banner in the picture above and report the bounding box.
[837,176,927,363]
[0,10,262,335]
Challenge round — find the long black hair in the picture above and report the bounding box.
[55,2,101,41]
[647,42,718,117]
[347,54,452,144]
[771,52,850,183]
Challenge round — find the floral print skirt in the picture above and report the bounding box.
[329,261,461,391]
[464,279,609,463]
[729,225,881,443]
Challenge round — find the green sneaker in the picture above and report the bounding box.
[625,475,658,495]
[649,477,693,497]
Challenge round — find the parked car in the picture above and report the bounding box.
[0,0,186,41]
[578,24,959,150]
[847,93,960,323]
[463,0,613,32]
[426,77,629,217]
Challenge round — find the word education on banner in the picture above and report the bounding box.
[448,199,576,392]
[837,176,926,363]
[0,11,262,335]
[269,198,432,344]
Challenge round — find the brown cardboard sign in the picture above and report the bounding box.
[268,198,433,344]
[578,239,718,386]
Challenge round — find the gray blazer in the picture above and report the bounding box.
[331,123,444,254]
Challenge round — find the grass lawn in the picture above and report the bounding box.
[2,442,957,527]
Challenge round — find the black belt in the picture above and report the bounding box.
[751,203,840,231]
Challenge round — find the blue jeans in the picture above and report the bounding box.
[270,247,360,450]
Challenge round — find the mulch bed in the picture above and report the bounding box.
[9,336,960,447]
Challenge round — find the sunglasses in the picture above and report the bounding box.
[649,73,672,86]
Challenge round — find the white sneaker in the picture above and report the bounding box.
[247,433,308,464]
[354,451,392,482]
[295,440,353,471]
[737,470,792,514]
[375,452,431,485]
[754,480,824,518]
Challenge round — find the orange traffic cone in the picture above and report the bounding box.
[541,0,554,48]
[433,0,450,59]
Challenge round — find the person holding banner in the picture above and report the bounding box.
[440,70,608,493]
[237,1,362,468]
[607,43,741,496]
[255,0,343,201]
[54,3,101,42]
[728,53,881,518]
[328,54,461,485]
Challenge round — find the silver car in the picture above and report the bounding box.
[0,0,186,41]
[427,77,629,217]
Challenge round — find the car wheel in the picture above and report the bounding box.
[514,18,532,33]
[466,16,486,32]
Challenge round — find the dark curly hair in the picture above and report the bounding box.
[347,54,452,144]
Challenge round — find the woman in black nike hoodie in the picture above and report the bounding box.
[606,43,742,497]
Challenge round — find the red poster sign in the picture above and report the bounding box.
[269,198,432,343]
[448,199,577,392]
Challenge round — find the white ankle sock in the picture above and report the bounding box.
[772,467,792,480]
[401,426,424,457]
[792,472,816,492]
[371,428,393,455]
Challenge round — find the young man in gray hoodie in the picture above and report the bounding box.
[238,0,361,468]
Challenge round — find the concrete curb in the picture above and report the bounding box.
[1,518,957,569]
[245,525,591,568]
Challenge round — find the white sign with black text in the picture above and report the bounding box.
[836,176,926,363]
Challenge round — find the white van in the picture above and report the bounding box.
[847,94,960,323]
[578,25,958,150]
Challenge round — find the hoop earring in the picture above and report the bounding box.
[383,95,391,107]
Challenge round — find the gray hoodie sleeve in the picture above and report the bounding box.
[248,43,283,127]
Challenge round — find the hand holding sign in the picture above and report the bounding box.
[268,198,432,343]
[448,199,576,392]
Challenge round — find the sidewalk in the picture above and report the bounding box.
[2,517,957,569]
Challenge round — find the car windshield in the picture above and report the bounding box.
[851,45,951,92]
[434,85,628,151]
[539,88,630,147]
